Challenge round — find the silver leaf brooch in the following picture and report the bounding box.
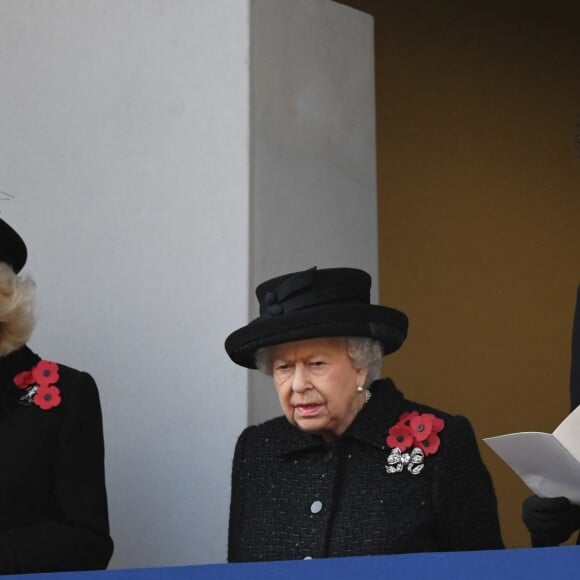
[385,411,445,476]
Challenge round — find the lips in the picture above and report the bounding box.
[294,403,323,417]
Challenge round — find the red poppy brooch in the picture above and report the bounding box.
[385,411,445,475]
[13,360,62,410]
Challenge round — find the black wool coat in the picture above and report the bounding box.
[0,346,113,574]
[228,379,504,562]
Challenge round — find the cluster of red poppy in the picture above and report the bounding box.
[13,360,62,410]
[386,410,445,456]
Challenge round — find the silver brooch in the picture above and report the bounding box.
[18,384,39,406]
[386,446,424,475]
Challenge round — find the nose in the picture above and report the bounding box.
[291,364,310,393]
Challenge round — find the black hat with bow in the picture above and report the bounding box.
[0,218,27,274]
[225,266,408,369]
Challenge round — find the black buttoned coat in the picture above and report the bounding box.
[228,379,504,562]
[0,346,113,574]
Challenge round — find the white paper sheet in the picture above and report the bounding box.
[484,405,580,505]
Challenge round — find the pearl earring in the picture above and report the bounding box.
[356,385,364,393]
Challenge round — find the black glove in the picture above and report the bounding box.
[522,495,580,546]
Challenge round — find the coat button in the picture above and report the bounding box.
[310,500,322,514]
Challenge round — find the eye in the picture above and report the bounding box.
[309,361,326,369]
[274,363,291,372]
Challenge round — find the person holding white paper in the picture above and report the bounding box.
[522,286,580,547]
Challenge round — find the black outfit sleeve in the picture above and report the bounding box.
[0,370,113,574]
[433,416,504,550]
[228,426,252,563]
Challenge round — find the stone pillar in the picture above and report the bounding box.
[0,0,376,567]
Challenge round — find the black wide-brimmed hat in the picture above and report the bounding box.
[0,218,27,273]
[225,266,408,369]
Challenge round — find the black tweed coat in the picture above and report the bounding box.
[0,346,113,574]
[228,378,504,562]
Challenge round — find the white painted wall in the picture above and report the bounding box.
[0,0,249,569]
[0,0,376,570]
[248,0,377,424]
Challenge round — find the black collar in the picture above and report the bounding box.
[0,345,41,415]
[343,378,405,450]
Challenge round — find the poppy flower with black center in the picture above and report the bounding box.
[399,410,419,428]
[32,360,59,387]
[33,384,62,410]
[416,431,441,456]
[386,423,414,452]
[388,410,446,460]
[409,414,435,442]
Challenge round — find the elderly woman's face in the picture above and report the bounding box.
[270,337,368,441]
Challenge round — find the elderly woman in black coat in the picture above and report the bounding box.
[0,218,113,574]
[225,266,504,562]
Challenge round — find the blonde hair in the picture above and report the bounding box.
[0,262,36,356]
[255,336,383,388]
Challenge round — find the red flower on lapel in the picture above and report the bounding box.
[33,384,62,410]
[13,360,62,410]
[386,423,414,450]
[14,370,34,389]
[32,360,59,387]
[399,410,419,426]
[386,411,445,456]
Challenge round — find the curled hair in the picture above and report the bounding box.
[0,262,36,356]
[255,336,383,388]
[345,337,383,388]
[255,346,272,376]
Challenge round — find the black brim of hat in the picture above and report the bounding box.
[225,304,408,369]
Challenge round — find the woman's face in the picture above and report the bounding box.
[270,337,368,441]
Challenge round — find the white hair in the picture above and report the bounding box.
[255,336,383,388]
[345,336,383,387]
[0,262,36,356]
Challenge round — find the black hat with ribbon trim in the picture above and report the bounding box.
[0,218,27,274]
[225,266,408,369]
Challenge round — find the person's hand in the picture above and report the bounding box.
[522,495,580,546]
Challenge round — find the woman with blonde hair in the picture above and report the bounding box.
[0,218,113,574]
